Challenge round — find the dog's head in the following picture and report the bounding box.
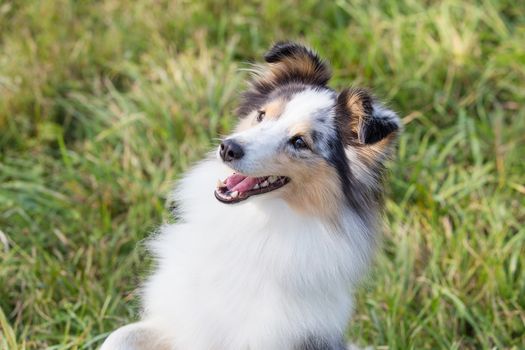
[216,42,400,218]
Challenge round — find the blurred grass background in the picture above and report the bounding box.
[0,0,524,349]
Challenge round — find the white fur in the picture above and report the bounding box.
[101,155,375,350]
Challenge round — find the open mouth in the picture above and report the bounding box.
[215,173,290,204]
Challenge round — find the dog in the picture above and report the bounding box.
[101,41,401,350]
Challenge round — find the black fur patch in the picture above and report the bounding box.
[325,128,368,214]
[311,130,321,144]
[264,41,308,63]
[361,117,399,144]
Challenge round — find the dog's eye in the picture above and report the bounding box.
[290,136,308,150]
[256,110,265,122]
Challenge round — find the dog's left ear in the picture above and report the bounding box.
[238,42,331,118]
[335,88,401,147]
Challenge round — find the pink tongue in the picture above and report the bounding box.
[225,174,247,190]
[232,177,259,193]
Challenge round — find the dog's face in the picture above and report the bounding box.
[216,42,400,218]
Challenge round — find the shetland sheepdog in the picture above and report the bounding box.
[101,41,400,350]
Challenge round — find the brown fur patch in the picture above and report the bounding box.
[336,88,373,145]
[268,56,317,82]
[354,132,398,166]
[279,156,344,219]
[346,91,367,134]
[263,99,286,120]
[259,55,329,90]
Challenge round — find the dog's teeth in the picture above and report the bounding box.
[217,179,224,188]
[261,180,269,187]
[231,191,239,198]
[268,176,277,183]
[253,183,260,190]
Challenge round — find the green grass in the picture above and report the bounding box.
[1,0,524,349]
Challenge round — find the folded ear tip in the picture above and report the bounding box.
[373,103,402,126]
[362,118,400,144]
[361,103,401,144]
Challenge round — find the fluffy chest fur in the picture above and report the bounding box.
[141,159,374,350]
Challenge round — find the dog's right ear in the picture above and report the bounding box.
[254,41,332,90]
[335,88,401,164]
[336,88,400,145]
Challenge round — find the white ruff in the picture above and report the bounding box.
[137,156,375,350]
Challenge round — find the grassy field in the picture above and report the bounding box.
[1,0,524,349]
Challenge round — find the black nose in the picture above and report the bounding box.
[219,139,244,162]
